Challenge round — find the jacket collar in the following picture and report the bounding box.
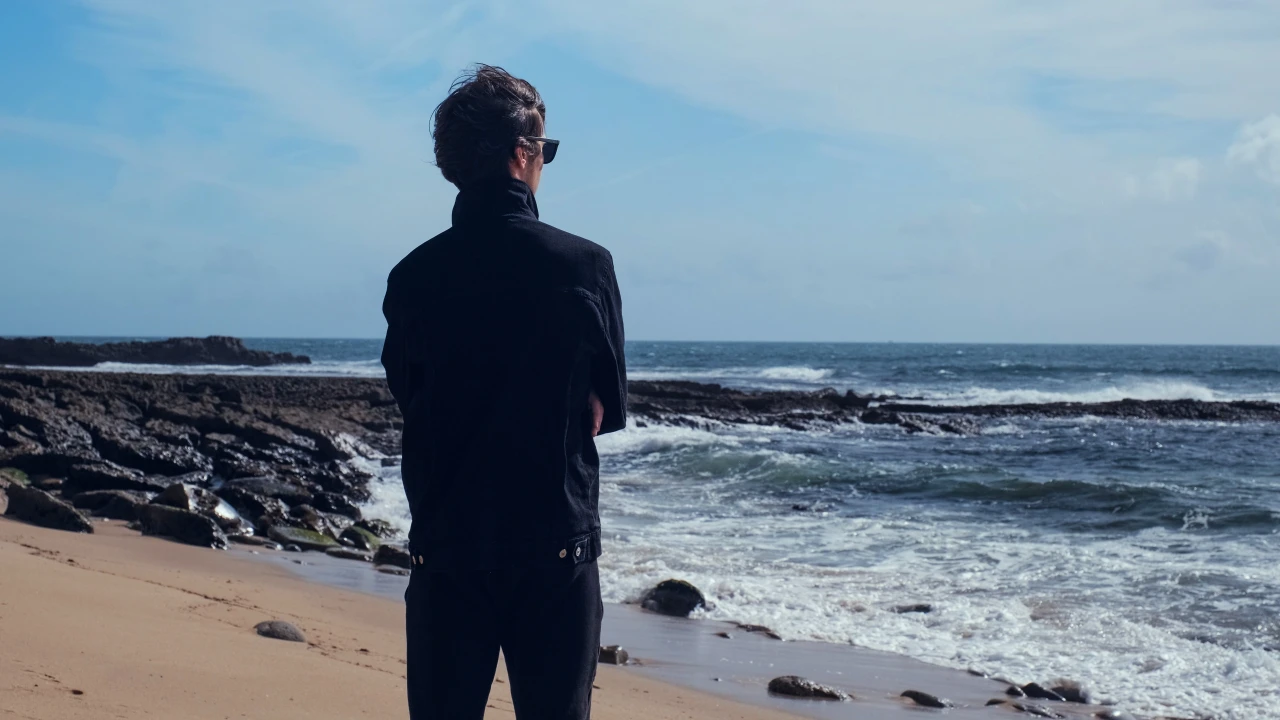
[451,176,540,226]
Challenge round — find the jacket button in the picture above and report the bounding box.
[575,547,582,557]
[559,549,567,559]
[417,555,424,565]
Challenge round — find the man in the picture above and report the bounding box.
[380,65,627,719]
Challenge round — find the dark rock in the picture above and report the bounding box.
[354,518,397,539]
[339,525,382,551]
[988,699,1010,706]
[288,503,351,538]
[1007,685,1027,697]
[893,603,934,614]
[311,491,362,520]
[325,546,372,562]
[4,484,94,533]
[215,487,289,533]
[376,566,410,576]
[715,632,733,639]
[0,336,309,367]
[374,544,413,569]
[1022,683,1067,702]
[283,544,302,552]
[66,463,167,493]
[598,645,629,665]
[137,504,228,548]
[766,676,849,701]
[901,690,951,708]
[1049,682,1091,704]
[267,526,338,551]
[222,476,315,506]
[640,579,706,617]
[154,482,251,535]
[71,489,148,521]
[253,620,306,642]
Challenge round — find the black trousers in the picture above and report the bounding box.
[405,560,603,719]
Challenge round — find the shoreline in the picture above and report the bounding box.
[247,536,1101,720]
[0,517,804,720]
[0,516,1099,720]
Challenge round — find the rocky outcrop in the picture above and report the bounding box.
[0,369,398,551]
[767,676,849,701]
[4,484,94,533]
[640,579,706,617]
[627,380,1280,434]
[0,336,309,367]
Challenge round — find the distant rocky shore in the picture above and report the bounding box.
[4,369,1277,554]
[0,336,310,367]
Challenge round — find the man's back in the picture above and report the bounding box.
[383,64,623,720]
[382,176,626,569]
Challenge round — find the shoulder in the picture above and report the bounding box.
[511,218,616,284]
[387,228,456,288]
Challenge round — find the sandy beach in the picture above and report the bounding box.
[0,517,800,720]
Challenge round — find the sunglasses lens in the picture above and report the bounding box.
[542,142,558,164]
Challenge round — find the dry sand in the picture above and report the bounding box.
[0,517,800,720]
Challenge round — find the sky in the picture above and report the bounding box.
[2,1,1279,344]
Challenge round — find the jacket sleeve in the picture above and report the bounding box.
[380,279,415,417]
[591,255,627,434]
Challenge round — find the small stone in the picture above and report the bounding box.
[283,544,302,552]
[373,544,413,569]
[599,645,629,665]
[901,690,952,708]
[1023,683,1067,702]
[735,623,783,640]
[987,699,1009,706]
[640,579,705,617]
[715,631,733,639]
[767,676,849,701]
[1049,682,1091,704]
[1007,685,1027,697]
[376,566,410,576]
[227,534,279,548]
[893,603,933,614]
[254,620,305,643]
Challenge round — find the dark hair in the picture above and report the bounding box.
[432,64,545,189]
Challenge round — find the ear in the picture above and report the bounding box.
[511,142,529,169]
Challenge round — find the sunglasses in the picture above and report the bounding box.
[520,136,559,164]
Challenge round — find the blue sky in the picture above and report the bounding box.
[2,1,1279,343]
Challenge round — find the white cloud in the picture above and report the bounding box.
[1227,115,1280,186]
[1125,158,1201,202]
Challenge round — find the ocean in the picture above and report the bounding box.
[49,338,1280,719]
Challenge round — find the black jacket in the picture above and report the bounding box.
[381,177,626,570]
